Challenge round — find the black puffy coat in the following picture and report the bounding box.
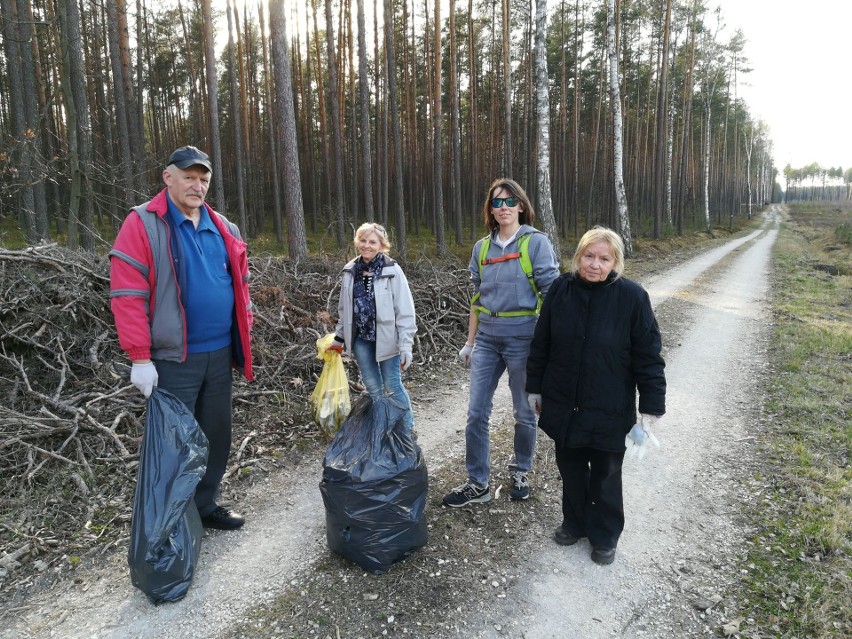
[525,272,666,451]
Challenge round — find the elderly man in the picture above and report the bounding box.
[109,145,254,531]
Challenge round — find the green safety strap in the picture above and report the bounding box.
[471,233,542,317]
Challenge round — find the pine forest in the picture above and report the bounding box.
[1,0,786,258]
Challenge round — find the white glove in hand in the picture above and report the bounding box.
[131,362,158,398]
[625,415,660,460]
[458,343,474,365]
[400,351,412,371]
[528,393,542,414]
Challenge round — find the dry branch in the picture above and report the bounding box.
[0,245,470,596]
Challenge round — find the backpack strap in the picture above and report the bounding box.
[517,234,543,315]
[471,233,542,317]
[470,236,490,311]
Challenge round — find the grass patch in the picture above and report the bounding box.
[742,202,851,638]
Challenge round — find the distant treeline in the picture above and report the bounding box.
[783,163,852,202]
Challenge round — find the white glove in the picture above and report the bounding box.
[528,393,542,414]
[458,343,474,365]
[400,351,412,371]
[130,362,158,398]
[625,415,660,460]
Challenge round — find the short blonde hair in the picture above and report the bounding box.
[354,222,391,253]
[570,226,625,279]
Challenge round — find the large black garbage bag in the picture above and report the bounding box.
[128,388,209,604]
[320,394,428,574]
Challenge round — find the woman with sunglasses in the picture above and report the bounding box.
[442,178,560,507]
[328,223,417,428]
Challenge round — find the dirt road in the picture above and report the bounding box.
[4,209,781,639]
[474,208,780,637]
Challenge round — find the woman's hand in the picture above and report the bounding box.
[625,419,660,460]
[458,342,474,365]
[527,393,542,414]
[327,341,344,354]
[400,351,412,371]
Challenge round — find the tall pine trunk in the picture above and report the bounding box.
[356,0,375,222]
[226,0,247,232]
[449,0,463,245]
[201,0,225,210]
[324,0,346,245]
[384,0,407,259]
[467,0,478,239]
[432,0,446,254]
[1,0,37,242]
[501,0,512,177]
[653,0,672,239]
[57,0,93,250]
[13,0,49,240]
[105,0,134,210]
[115,0,143,193]
[258,0,283,242]
[269,0,308,260]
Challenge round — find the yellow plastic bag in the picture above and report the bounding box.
[310,334,351,438]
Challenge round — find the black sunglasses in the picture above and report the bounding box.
[490,196,519,208]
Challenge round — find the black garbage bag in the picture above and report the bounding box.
[128,387,209,604]
[320,394,428,574]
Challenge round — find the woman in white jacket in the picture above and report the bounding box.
[329,223,417,428]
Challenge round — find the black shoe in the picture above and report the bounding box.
[591,547,616,565]
[442,482,491,507]
[201,506,245,530]
[554,527,580,546]
[509,472,530,501]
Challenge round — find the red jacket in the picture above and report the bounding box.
[109,189,254,380]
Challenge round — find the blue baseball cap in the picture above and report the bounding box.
[167,145,212,172]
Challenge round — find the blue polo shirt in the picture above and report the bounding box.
[167,194,234,353]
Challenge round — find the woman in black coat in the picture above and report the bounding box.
[526,226,666,565]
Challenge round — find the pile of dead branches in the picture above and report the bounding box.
[0,244,470,597]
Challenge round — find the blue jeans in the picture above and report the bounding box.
[465,332,537,488]
[351,337,414,428]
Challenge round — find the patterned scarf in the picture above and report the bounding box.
[352,253,385,342]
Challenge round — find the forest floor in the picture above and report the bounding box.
[1,209,784,639]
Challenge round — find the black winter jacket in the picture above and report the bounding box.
[525,272,666,451]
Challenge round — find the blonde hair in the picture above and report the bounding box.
[481,178,536,233]
[570,226,625,279]
[354,222,391,253]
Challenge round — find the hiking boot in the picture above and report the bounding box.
[591,547,616,565]
[442,482,491,507]
[554,527,580,546]
[509,472,530,501]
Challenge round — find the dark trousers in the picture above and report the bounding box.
[155,345,233,517]
[554,445,625,549]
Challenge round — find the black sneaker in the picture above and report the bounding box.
[201,506,245,530]
[509,472,530,501]
[442,482,491,507]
